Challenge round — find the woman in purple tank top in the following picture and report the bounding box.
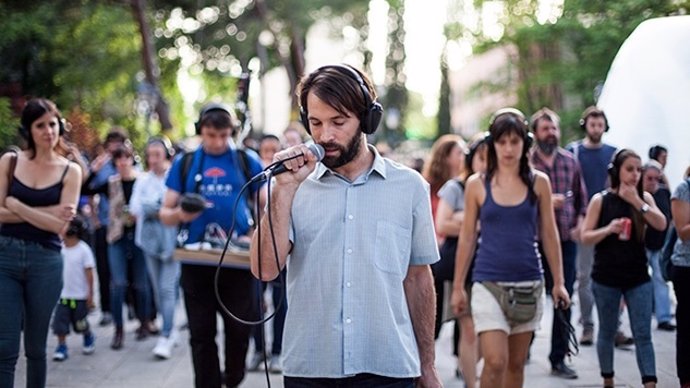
[0,99,82,387]
[451,108,570,388]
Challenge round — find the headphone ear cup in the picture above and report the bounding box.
[524,132,534,150]
[607,163,616,177]
[364,102,383,135]
[58,119,65,136]
[300,107,311,136]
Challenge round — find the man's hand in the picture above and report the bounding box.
[272,144,319,187]
[89,153,111,173]
[177,208,202,224]
[416,365,443,388]
[552,193,566,209]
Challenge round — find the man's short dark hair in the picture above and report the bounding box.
[648,144,667,161]
[105,128,128,145]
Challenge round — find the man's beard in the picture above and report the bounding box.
[536,138,558,155]
[586,131,602,144]
[321,130,362,169]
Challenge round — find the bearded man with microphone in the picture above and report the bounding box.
[250,64,442,388]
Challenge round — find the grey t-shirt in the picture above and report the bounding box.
[438,179,465,212]
[671,180,690,267]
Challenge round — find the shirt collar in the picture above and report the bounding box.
[313,144,387,181]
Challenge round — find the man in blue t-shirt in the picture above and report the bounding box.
[160,103,266,388]
[566,106,632,347]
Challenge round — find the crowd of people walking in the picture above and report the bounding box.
[0,64,688,388]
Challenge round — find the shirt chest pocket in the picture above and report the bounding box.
[374,220,411,277]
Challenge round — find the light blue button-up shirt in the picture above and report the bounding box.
[282,146,439,378]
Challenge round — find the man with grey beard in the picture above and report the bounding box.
[530,108,588,379]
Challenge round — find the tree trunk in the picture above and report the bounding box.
[131,0,172,132]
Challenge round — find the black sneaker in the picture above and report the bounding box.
[658,321,676,331]
[551,362,578,379]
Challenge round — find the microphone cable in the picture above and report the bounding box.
[211,153,304,387]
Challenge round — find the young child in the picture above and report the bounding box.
[52,215,96,361]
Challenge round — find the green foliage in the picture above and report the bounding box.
[466,0,689,141]
[0,98,20,149]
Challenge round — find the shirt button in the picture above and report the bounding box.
[348,214,354,220]
[347,248,353,254]
[346,318,352,324]
[346,282,352,287]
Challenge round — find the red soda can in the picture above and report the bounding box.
[619,217,632,241]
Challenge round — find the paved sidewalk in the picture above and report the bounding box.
[14,294,678,387]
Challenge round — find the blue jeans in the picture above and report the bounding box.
[107,231,151,327]
[592,280,657,384]
[576,243,595,329]
[0,236,63,388]
[646,249,673,323]
[144,253,180,337]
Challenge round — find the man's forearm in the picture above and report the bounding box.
[404,265,437,368]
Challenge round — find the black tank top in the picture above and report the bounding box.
[0,163,70,251]
[592,191,650,289]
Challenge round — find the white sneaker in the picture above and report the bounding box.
[152,336,174,359]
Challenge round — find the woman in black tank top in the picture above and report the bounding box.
[0,99,81,387]
[581,149,666,388]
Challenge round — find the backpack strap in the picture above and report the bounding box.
[178,151,196,195]
[236,149,252,183]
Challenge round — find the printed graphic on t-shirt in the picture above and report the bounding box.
[201,167,233,197]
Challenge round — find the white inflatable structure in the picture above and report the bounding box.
[598,15,690,188]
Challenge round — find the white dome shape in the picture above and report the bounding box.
[598,15,690,186]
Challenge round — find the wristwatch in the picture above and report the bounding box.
[640,203,650,214]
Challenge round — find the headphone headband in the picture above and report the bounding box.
[195,102,235,135]
[299,64,383,135]
[146,136,174,160]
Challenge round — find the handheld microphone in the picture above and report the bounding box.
[251,143,325,182]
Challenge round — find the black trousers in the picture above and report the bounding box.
[673,265,690,385]
[93,226,111,313]
[284,374,414,388]
[181,264,257,388]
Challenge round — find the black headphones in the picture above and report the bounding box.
[465,133,489,169]
[194,102,234,135]
[19,117,66,140]
[486,107,534,151]
[579,107,610,132]
[146,136,174,160]
[607,148,626,178]
[299,64,383,135]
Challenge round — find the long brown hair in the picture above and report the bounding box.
[422,134,465,194]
